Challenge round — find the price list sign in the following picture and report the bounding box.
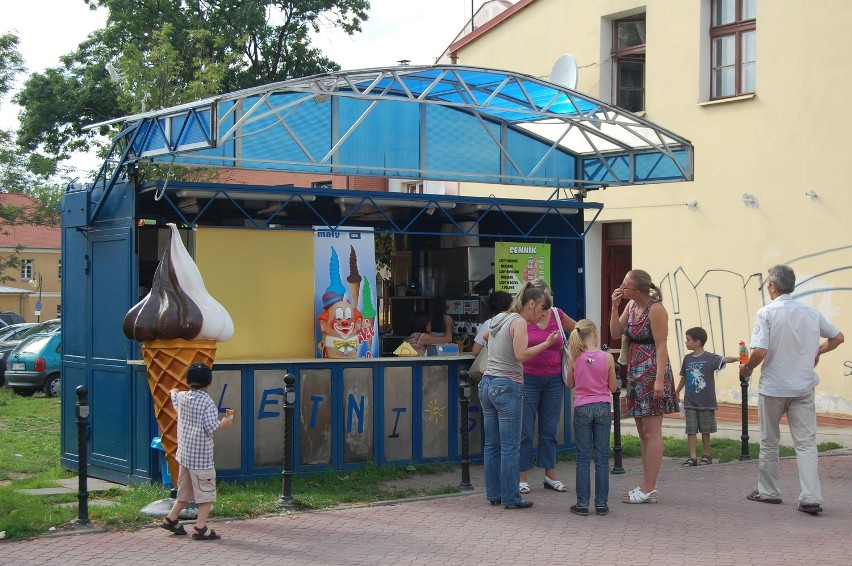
[494,242,551,294]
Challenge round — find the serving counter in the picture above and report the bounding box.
[130,355,496,479]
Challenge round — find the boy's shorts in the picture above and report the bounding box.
[175,465,218,504]
[685,408,717,434]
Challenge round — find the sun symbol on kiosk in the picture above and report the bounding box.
[424,399,446,422]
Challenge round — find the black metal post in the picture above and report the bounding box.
[75,385,90,525]
[279,373,296,506]
[611,362,625,475]
[458,370,473,491]
[739,376,752,461]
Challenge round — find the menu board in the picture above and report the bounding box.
[494,242,551,294]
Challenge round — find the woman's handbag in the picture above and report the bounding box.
[470,344,489,378]
[553,309,571,385]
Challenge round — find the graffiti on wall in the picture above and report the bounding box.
[658,245,851,412]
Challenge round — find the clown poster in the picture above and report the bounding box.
[314,227,379,358]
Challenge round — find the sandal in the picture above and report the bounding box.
[160,516,187,535]
[192,525,221,541]
[699,455,713,465]
[682,457,698,468]
[622,487,659,504]
[519,482,531,494]
[543,477,569,492]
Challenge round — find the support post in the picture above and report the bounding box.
[739,376,752,461]
[458,370,473,490]
[279,373,296,506]
[75,385,90,525]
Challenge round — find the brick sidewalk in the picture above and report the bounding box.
[2,454,851,565]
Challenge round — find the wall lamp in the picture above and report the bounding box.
[805,190,818,200]
[686,200,699,211]
[741,193,760,208]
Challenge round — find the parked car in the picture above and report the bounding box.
[0,311,26,326]
[4,331,62,397]
[0,322,37,342]
[0,319,60,387]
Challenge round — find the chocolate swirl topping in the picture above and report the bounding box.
[122,237,204,342]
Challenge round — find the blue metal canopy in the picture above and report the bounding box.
[88,65,693,204]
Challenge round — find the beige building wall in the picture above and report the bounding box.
[0,248,61,323]
[453,0,852,415]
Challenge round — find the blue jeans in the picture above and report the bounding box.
[479,375,524,506]
[520,374,564,471]
[573,402,612,507]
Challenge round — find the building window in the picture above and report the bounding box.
[405,182,424,194]
[612,14,645,112]
[312,180,333,189]
[21,259,33,281]
[58,260,61,281]
[710,0,756,99]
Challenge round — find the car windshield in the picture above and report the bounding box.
[18,319,60,340]
[16,334,53,355]
[0,324,31,341]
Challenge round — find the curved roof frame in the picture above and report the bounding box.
[87,66,693,221]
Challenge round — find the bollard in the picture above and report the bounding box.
[457,370,473,491]
[739,375,752,461]
[279,373,296,506]
[75,385,91,525]
[611,362,625,475]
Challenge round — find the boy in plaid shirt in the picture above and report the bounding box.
[160,363,233,540]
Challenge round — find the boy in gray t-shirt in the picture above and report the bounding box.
[676,327,738,467]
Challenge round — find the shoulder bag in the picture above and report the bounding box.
[553,308,571,386]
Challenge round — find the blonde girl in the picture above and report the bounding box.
[566,319,617,516]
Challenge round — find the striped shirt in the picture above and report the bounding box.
[172,389,219,470]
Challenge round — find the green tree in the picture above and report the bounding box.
[15,0,370,167]
[0,33,61,283]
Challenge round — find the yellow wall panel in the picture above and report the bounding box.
[196,229,315,359]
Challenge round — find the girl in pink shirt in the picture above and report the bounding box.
[566,319,617,516]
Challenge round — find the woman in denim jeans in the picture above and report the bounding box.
[479,282,558,509]
[518,279,576,495]
[566,319,617,516]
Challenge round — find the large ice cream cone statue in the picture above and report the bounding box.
[124,224,234,488]
[142,338,217,482]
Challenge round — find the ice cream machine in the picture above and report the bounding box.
[445,296,482,351]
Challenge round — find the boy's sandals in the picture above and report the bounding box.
[699,455,713,465]
[192,525,221,541]
[622,487,659,504]
[682,457,698,468]
[543,476,569,492]
[519,482,531,494]
[160,516,187,535]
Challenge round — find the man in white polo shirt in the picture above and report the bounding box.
[740,264,844,514]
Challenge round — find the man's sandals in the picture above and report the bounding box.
[682,456,712,468]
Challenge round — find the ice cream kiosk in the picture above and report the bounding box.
[59,66,693,484]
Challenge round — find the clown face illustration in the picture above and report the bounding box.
[318,297,363,358]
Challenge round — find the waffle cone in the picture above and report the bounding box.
[141,338,217,485]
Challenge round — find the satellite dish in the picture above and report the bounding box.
[550,54,578,90]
